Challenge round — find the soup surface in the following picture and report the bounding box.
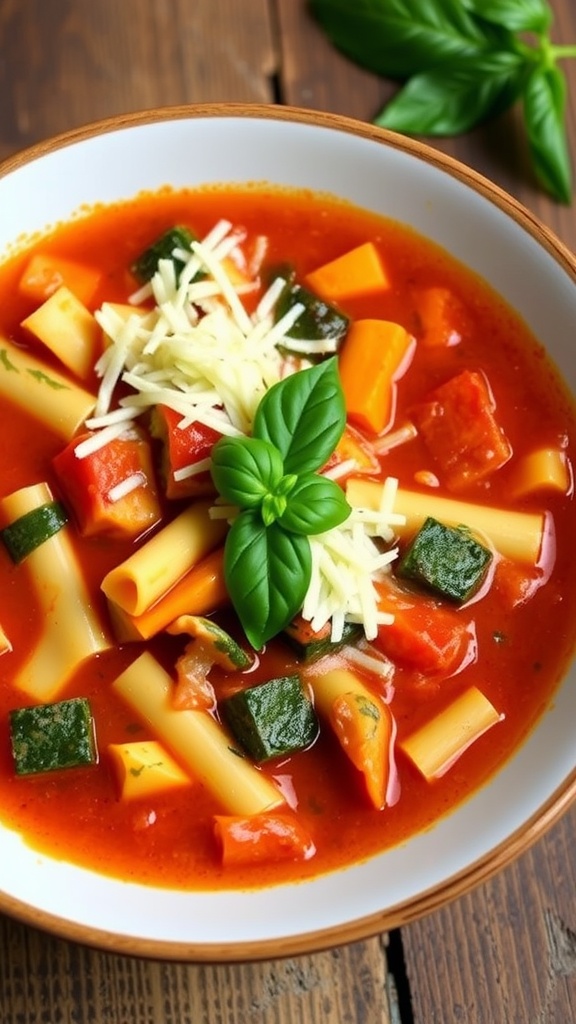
[0,185,574,891]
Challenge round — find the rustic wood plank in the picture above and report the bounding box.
[0,0,276,160]
[0,915,391,1024]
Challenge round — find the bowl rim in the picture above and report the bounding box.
[1,101,576,961]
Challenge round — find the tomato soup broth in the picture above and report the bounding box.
[0,185,574,891]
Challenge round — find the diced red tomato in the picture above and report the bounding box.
[53,429,161,539]
[374,581,476,676]
[214,813,316,866]
[150,404,222,499]
[411,369,512,491]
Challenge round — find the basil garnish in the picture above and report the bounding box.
[211,358,351,649]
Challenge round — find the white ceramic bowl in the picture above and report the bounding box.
[1,104,576,961]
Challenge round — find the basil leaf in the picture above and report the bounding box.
[280,474,351,536]
[210,436,283,508]
[224,510,311,649]
[308,0,493,79]
[376,51,525,135]
[462,0,551,35]
[253,358,346,475]
[523,63,572,204]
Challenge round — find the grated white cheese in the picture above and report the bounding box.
[74,421,137,459]
[107,472,146,503]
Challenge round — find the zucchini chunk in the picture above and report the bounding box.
[9,697,97,775]
[397,516,493,603]
[131,225,198,283]
[1,501,68,563]
[224,675,319,762]
[283,615,362,662]
[272,265,349,356]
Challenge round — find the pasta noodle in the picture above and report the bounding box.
[0,335,96,440]
[101,502,227,616]
[112,652,285,816]
[0,482,111,701]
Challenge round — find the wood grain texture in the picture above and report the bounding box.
[0,916,391,1024]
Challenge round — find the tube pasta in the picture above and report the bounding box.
[20,286,101,381]
[112,652,285,816]
[101,502,227,616]
[108,546,228,642]
[0,335,96,441]
[346,478,546,564]
[400,686,503,780]
[0,482,111,702]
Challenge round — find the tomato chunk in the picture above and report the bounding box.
[412,369,512,491]
[374,582,475,675]
[150,404,222,499]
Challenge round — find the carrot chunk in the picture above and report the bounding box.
[338,319,414,434]
[304,242,390,304]
[18,252,102,307]
[374,582,475,676]
[414,286,464,348]
[214,813,316,866]
[411,369,512,491]
[322,422,379,479]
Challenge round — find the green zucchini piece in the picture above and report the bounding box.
[131,225,198,283]
[272,264,349,356]
[283,616,362,662]
[9,697,97,776]
[398,516,493,603]
[1,501,68,563]
[224,674,319,762]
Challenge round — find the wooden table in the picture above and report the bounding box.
[1,2,576,1021]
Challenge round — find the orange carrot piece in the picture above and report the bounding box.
[338,319,415,434]
[214,812,316,866]
[414,286,463,348]
[329,691,393,810]
[322,422,379,479]
[304,242,390,304]
[18,252,102,307]
[109,546,229,641]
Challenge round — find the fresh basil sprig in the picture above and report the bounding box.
[211,358,351,649]
[309,0,576,203]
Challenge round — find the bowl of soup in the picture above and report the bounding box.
[0,104,575,960]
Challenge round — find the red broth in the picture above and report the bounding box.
[0,185,575,891]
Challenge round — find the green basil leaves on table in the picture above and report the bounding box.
[309,0,576,203]
[211,358,351,650]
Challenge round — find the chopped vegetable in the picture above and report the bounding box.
[223,675,319,762]
[338,319,414,434]
[307,666,392,809]
[414,285,463,347]
[53,428,161,539]
[18,252,102,306]
[271,264,349,355]
[411,369,512,490]
[397,516,493,603]
[322,422,380,480]
[166,614,254,710]
[214,812,316,865]
[374,581,475,675]
[283,615,362,662]
[150,404,222,499]
[131,225,198,283]
[21,286,102,381]
[400,686,503,780]
[1,501,68,563]
[304,241,390,303]
[108,740,192,799]
[9,697,97,776]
